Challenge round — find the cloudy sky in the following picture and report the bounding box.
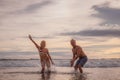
[0,0,120,59]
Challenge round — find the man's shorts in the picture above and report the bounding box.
[75,56,88,67]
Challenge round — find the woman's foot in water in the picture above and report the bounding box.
[47,70,51,73]
[47,68,51,73]
[41,68,45,73]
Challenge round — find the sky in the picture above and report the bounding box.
[0,0,120,59]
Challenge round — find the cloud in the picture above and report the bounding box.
[60,29,120,38]
[84,44,120,49]
[0,0,53,21]
[21,35,55,39]
[20,0,51,13]
[91,2,120,26]
[6,0,52,15]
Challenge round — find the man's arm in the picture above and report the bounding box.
[28,35,39,49]
[71,49,75,66]
[72,49,75,59]
[71,47,82,66]
[74,47,82,61]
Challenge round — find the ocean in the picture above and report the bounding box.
[0,52,120,68]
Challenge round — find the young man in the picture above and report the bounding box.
[70,39,88,73]
[28,35,54,73]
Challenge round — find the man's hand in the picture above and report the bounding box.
[52,61,55,65]
[70,59,74,67]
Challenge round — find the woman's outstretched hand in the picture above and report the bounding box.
[28,34,32,40]
[28,34,39,49]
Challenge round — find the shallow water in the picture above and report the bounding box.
[0,67,120,80]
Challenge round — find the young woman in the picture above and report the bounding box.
[28,35,54,73]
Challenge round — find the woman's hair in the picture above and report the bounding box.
[41,40,46,44]
[40,40,46,49]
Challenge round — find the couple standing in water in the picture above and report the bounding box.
[28,35,88,73]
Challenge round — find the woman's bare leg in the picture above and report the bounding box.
[41,61,45,73]
[46,60,51,72]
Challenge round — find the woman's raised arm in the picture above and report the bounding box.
[28,34,39,49]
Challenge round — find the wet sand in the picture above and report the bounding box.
[0,67,120,80]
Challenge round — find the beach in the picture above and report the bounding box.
[0,67,120,80]
[0,58,120,80]
[1,0,120,80]
[0,52,120,80]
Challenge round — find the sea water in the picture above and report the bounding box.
[0,52,120,68]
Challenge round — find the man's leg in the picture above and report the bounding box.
[74,59,80,72]
[74,65,78,71]
[78,57,88,73]
[78,65,83,73]
[78,56,88,73]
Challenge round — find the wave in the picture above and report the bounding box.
[0,58,120,68]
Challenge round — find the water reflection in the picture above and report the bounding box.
[69,73,87,80]
[40,72,52,80]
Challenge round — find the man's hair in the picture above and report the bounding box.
[71,39,76,42]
